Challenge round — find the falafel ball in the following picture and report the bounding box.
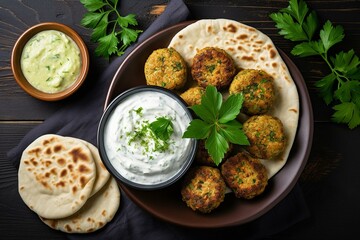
[243,115,286,160]
[195,140,233,167]
[229,69,275,115]
[144,48,187,90]
[180,86,205,106]
[221,152,268,199]
[191,47,236,89]
[181,166,226,213]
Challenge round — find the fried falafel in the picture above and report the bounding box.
[221,152,268,199]
[181,166,226,213]
[243,115,286,160]
[180,86,205,106]
[191,47,236,89]
[144,48,187,90]
[229,69,275,115]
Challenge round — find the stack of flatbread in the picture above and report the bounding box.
[18,134,120,233]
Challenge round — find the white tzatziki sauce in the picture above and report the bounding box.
[103,90,193,185]
[20,30,81,93]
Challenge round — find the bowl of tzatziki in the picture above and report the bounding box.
[97,86,198,190]
[11,22,89,101]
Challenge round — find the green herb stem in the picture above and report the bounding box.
[270,0,360,129]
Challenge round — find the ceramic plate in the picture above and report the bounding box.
[103,21,313,228]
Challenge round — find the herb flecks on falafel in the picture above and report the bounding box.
[145,47,187,90]
[243,115,286,160]
[221,152,268,199]
[191,47,236,89]
[229,69,276,115]
[181,166,226,213]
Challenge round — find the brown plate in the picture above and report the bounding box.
[103,21,313,228]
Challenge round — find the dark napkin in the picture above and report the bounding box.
[7,0,309,239]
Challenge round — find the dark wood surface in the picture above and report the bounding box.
[1,0,360,239]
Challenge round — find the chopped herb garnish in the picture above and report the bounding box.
[131,107,143,116]
[125,116,174,155]
[269,131,276,141]
[206,64,216,73]
[172,62,183,71]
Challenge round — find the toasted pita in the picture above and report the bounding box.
[18,134,96,219]
[67,138,110,197]
[169,19,299,178]
[40,177,120,233]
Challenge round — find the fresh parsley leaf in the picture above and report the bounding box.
[270,12,308,41]
[218,120,249,145]
[270,0,360,129]
[149,117,174,141]
[96,33,118,57]
[81,12,106,29]
[190,86,222,123]
[80,0,142,58]
[218,91,244,123]
[281,0,309,24]
[302,11,318,39]
[314,72,337,105]
[118,14,138,27]
[206,127,228,166]
[334,81,360,103]
[291,41,322,57]
[319,21,344,52]
[182,119,212,139]
[332,102,360,129]
[183,86,249,165]
[331,50,360,76]
[200,86,223,120]
[80,0,106,12]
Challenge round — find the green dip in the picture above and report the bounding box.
[20,30,81,93]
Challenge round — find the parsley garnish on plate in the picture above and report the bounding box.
[80,0,142,58]
[183,86,249,166]
[149,117,174,142]
[270,0,360,129]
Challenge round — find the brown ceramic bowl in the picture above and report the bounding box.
[11,22,89,101]
[103,21,314,228]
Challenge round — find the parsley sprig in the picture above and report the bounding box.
[80,0,142,58]
[149,117,174,142]
[270,0,360,129]
[183,86,249,166]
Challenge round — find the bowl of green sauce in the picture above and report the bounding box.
[11,22,89,101]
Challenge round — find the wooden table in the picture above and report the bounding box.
[1,0,359,239]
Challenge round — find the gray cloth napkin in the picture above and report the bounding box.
[7,0,309,239]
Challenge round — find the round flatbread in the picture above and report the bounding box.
[18,134,96,219]
[40,177,120,233]
[169,19,299,178]
[71,138,110,197]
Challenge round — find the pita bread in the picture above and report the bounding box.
[18,134,96,219]
[169,19,299,178]
[40,177,120,233]
[68,138,110,197]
